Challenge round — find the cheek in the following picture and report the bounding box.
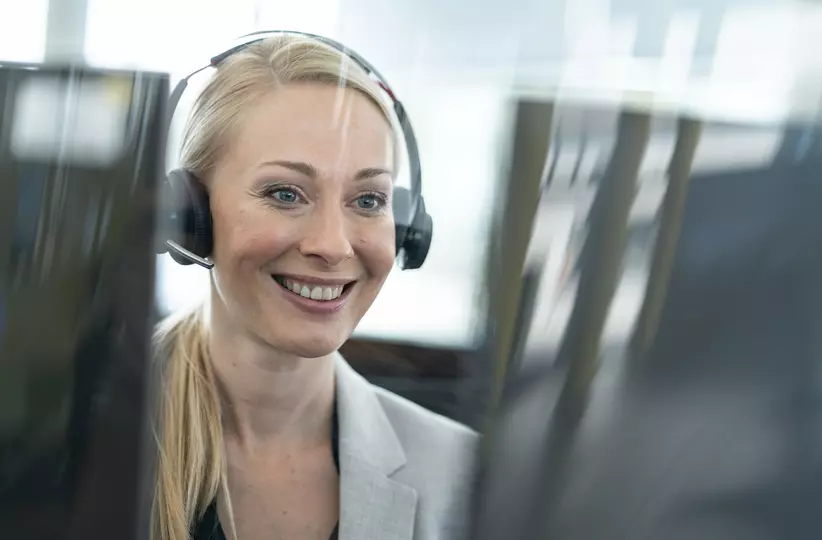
[212,203,290,265]
[356,222,396,279]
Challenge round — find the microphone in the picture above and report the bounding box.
[164,240,214,270]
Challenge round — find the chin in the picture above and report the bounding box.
[268,331,349,359]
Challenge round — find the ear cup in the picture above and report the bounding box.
[399,195,433,270]
[392,186,414,254]
[392,187,433,269]
[160,169,213,265]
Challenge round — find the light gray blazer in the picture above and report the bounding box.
[334,353,479,540]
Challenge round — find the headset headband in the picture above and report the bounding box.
[165,30,422,204]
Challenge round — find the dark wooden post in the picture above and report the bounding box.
[554,109,651,392]
[463,98,554,430]
[630,116,702,359]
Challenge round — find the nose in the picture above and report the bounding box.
[298,202,354,267]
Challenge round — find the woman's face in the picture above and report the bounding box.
[207,83,396,358]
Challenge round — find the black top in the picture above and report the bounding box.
[192,402,340,540]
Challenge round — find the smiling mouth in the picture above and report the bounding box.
[272,275,355,302]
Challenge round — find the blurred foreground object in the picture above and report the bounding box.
[0,62,167,539]
[470,96,822,539]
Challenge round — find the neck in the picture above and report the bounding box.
[205,298,336,452]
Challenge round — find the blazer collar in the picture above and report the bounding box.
[334,353,418,540]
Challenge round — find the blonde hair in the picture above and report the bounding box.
[152,34,395,540]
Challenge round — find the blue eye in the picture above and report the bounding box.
[356,192,387,212]
[271,188,299,204]
[357,194,379,210]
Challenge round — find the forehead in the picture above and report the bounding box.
[225,83,394,175]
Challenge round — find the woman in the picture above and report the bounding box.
[152,34,478,540]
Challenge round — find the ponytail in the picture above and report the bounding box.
[151,307,225,540]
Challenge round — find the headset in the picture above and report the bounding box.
[157,30,433,271]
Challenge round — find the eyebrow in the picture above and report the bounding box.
[261,160,393,181]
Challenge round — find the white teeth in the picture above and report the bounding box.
[277,278,348,301]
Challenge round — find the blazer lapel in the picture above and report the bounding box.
[334,354,418,540]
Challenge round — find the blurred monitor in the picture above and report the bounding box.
[0,62,167,539]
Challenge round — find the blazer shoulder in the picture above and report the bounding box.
[373,384,479,448]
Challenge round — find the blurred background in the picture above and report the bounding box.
[4,0,822,538]
[5,0,820,423]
